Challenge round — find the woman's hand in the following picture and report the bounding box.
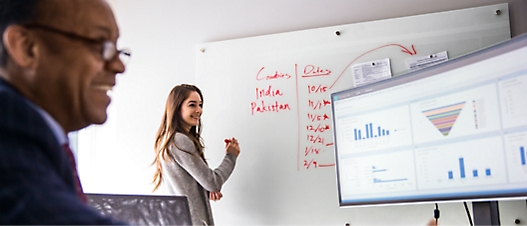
[209,191,223,201]
[225,137,241,157]
[427,219,438,226]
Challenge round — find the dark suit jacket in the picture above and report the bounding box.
[0,78,124,224]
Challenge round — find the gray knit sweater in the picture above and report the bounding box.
[161,133,237,225]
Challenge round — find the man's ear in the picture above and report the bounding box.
[2,25,39,68]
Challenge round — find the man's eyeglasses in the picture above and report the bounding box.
[23,24,131,65]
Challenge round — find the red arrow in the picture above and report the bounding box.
[329,44,417,89]
[399,44,417,55]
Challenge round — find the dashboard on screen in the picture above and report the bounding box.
[330,34,527,207]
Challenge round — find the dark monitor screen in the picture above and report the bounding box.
[87,193,192,225]
[330,33,527,207]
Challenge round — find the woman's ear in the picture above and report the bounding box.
[2,25,39,68]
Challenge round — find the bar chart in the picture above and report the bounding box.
[353,123,391,140]
[521,146,526,166]
[334,105,412,154]
[415,136,506,190]
[504,132,527,183]
[372,165,408,183]
[447,157,492,180]
[338,150,416,195]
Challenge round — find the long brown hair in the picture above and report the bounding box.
[152,84,205,191]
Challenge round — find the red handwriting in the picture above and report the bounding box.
[326,142,334,147]
[304,147,320,156]
[303,159,336,169]
[307,85,328,94]
[306,124,330,133]
[251,100,291,115]
[303,65,331,78]
[256,67,292,81]
[306,134,324,144]
[255,85,283,100]
[307,113,330,122]
[303,159,318,169]
[307,99,331,110]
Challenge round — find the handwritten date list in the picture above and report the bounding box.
[252,64,335,170]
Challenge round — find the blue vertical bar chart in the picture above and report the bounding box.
[459,158,466,178]
[485,169,492,176]
[521,146,526,165]
[353,123,390,140]
[447,157,492,180]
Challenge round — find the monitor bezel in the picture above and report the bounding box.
[330,33,527,207]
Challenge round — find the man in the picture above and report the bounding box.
[0,0,129,224]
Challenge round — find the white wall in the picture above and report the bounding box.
[77,0,527,225]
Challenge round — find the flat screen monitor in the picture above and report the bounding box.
[330,33,527,207]
[86,193,192,225]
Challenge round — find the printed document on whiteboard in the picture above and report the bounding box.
[407,51,449,72]
[352,58,392,87]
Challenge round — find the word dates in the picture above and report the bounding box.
[302,64,332,78]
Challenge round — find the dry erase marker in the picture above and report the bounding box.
[224,139,231,144]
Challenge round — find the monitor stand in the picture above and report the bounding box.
[472,201,500,226]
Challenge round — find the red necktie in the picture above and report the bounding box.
[62,144,88,203]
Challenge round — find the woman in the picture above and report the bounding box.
[152,84,240,225]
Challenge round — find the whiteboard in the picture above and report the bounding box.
[196,4,510,225]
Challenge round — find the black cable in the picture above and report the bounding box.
[463,201,474,226]
[434,203,440,224]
